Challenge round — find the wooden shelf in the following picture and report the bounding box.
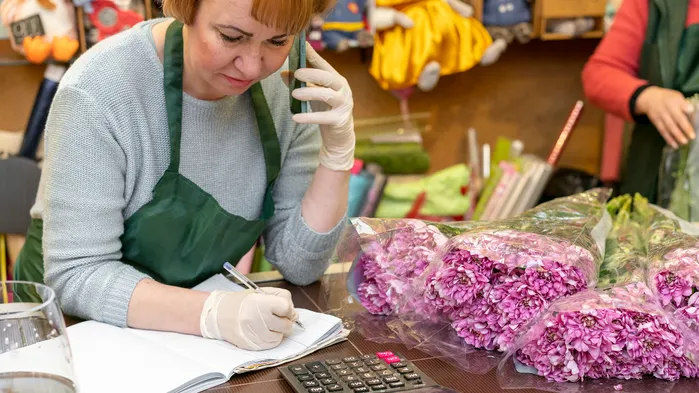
[540,30,604,40]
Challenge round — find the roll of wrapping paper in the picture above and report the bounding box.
[520,100,585,210]
[1,234,8,303]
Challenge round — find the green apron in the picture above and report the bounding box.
[14,20,281,299]
[619,0,699,202]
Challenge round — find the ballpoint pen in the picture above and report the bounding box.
[223,262,306,330]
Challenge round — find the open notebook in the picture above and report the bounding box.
[66,274,349,393]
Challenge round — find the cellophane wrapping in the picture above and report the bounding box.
[498,194,699,393]
[377,189,614,374]
[657,95,699,222]
[327,217,484,339]
[646,205,699,320]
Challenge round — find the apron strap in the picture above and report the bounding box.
[163,20,185,173]
[649,0,688,88]
[250,83,281,220]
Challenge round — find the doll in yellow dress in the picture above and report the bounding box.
[368,0,504,92]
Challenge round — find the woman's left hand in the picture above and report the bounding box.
[290,42,355,172]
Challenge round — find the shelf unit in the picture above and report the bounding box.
[467,0,607,41]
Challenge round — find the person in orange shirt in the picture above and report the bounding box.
[582,0,699,202]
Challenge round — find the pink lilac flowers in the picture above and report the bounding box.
[355,220,451,315]
[513,286,699,382]
[420,230,594,352]
[650,247,699,308]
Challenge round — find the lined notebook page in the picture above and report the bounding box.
[68,321,210,393]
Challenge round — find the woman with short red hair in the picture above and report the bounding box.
[14,0,355,351]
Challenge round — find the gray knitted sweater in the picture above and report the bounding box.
[31,18,346,328]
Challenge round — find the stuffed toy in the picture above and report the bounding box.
[546,17,595,36]
[367,0,505,93]
[481,0,532,65]
[321,0,373,52]
[1,0,79,64]
[308,15,326,51]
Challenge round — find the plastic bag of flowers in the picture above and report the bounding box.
[346,217,486,316]
[496,193,699,392]
[383,188,613,373]
[645,204,699,319]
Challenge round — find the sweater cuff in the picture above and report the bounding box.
[100,266,149,328]
[629,84,653,125]
[288,205,348,255]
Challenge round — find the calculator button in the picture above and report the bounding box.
[404,373,420,380]
[375,352,393,359]
[325,359,342,365]
[315,372,331,379]
[320,378,336,385]
[383,376,400,384]
[371,385,387,391]
[382,356,401,364]
[378,370,394,377]
[389,381,405,388]
[370,364,386,371]
[363,359,380,366]
[290,365,309,375]
[361,354,378,360]
[354,367,370,373]
[331,364,347,370]
[348,381,365,388]
[326,385,342,392]
[348,361,364,368]
[343,356,359,363]
[342,375,359,382]
[297,375,314,382]
[365,378,382,386]
[303,380,320,387]
[397,367,412,374]
[354,388,369,393]
[336,369,353,376]
[390,362,407,369]
[308,387,324,393]
[360,372,377,379]
[306,362,328,373]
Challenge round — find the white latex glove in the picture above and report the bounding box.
[290,43,356,171]
[370,6,414,30]
[200,288,298,351]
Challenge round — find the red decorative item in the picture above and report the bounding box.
[88,0,143,42]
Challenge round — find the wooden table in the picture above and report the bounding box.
[64,268,699,393]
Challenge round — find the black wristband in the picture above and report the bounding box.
[629,84,653,125]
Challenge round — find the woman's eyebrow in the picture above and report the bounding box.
[216,24,253,36]
[215,24,288,40]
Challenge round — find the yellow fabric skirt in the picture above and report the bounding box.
[369,0,493,91]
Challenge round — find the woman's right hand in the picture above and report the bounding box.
[200,288,297,350]
[635,86,696,149]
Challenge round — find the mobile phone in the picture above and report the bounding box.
[289,31,308,114]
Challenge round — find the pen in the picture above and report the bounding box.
[223,262,305,330]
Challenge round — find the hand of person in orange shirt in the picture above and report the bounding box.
[635,86,696,149]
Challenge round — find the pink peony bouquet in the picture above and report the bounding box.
[498,194,699,392]
[349,218,483,315]
[646,207,699,310]
[504,284,699,385]
[387,188,613,353]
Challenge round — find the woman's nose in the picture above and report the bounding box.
[234,47,263,80]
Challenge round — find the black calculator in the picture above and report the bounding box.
[279,351,439,392]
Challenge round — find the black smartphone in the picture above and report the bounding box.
[289,31,308,114]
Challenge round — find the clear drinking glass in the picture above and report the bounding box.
[0,280,77,393]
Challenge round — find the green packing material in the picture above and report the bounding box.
[374,163,471,218]
[354,142,430,174]
[251,244,274,273]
